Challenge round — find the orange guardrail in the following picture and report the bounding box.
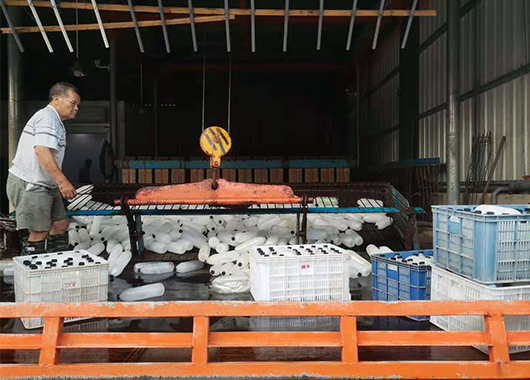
[1,300,530,379]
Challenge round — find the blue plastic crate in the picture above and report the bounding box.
[432,205,530,284]
[371,250,433,321]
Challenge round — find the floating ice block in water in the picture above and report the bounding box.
[264,235,279,246]
[199,244,211,262]
[340,234,356,248]
[146,241,167,254]
[167,241,187,254]
[235,236,266,252]
[345,230,363,246]
[376,216,393,230]
[270,225,293,238]
[68,230,81,246]
[366,244,380,256]
[216,243,230,254]
[152,232,171,244]
[210,274,250,294]
[181,231,207,249]
[209,263,224,276]
[257,215,280,231]
[236,252,250,267]
[76,241,91,250]
[170,229,183,241]
[134,261,174,275]
[234,231,258,244]
[307,228,327,241]
[143,219,164,234]
[119,283,165,301]
[159,222,174,234]
[208,237,221,249]
[3,265,14,277]
[101,225,118,240]
[176,260,204,274]
[109,250,132,277]
[220,262,236,276]
[78,228,90,241]
[87,242,105,256]
[346,250,372,277]
[206,251,240,265]
[474,205,521,216]
[90,216,102,237]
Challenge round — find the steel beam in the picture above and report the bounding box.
[0,0,24,52]
[127,0,144,53]
[250,0,255,52]
[223,0,230,52]
[346,0,358,51]
[27,0,53,52]
[401,0,418,49]
[188,0,197,52]
[372,0,385,49]
[283,0,289,52]
[316,0,324,50]
[91,0,109,48]
[157,0,170,53]
[50,0,73,52]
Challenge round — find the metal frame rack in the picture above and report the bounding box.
[62,182,423,256]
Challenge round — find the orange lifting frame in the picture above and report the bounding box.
[1,300,530,379]
[115,179,305,206]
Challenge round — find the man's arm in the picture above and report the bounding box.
[34,146,77,199]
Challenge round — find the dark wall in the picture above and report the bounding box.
[126,70,350,158]
[0,102,7,214]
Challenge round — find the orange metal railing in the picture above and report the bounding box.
[1,300,530,379]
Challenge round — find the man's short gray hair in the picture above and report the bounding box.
[49,82,80,102]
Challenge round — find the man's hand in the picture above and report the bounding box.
[34,146,77,199]
[58,179,77,200]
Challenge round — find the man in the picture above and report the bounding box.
[7,82,80,254]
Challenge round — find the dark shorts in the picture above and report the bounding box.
[6,174,68,232]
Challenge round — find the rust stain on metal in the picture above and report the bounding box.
[115,179,303,206]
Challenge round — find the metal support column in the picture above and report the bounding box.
[399,7,419,160]
[447,0,461,205]
[7,6,24,211]
[153,79,159,156]
[110,42,118,160]
[7,6,23,166]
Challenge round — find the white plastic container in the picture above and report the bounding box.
[430,264,530,354]
[13,251,108,329]
[250,244,351,301]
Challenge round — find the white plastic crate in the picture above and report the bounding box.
[14,250,108,329]
[250,244,351,301]
[430,264,530,354]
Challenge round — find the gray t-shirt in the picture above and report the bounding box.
[9,105,67,188]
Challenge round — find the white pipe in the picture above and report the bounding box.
[27,0,53,52]
[91,0,110,48]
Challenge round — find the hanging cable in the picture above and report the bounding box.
[76,0,79,58]
[201,46,206,132]
[227,53,232,135]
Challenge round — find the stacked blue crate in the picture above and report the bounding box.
[371,250,433,321]
[432,205,530,283]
